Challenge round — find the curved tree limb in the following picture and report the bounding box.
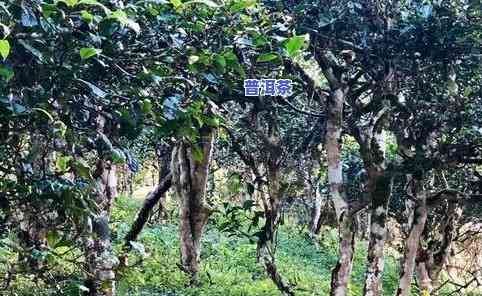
[122,172,172,251]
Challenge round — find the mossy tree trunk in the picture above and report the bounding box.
[363,166,392,296]
[171,127,215,284]
[84,114,119,296]
[257,160,294,296]
[85,158,119,296]
[355,116,391,296]
[396,177,428,296]
[253,108,294,296]
[415,198,462,293]
[326,87,357,296]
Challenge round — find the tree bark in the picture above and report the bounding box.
[429,200,461,283]
[326,87,357,296]
[415,256,433,293]
[128,168,134,197]
[172,127,215,284]
[123,172,172,250]
[309,187,322,237]
[85,159,119,296]
[415,199,462,292]
[154,144,173,223]
[84,112,119,296]
[363,167,392,296]
[330,213,356,296]
[257,157,294,296]
[396,179,428,296]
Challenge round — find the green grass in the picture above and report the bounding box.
[112,196,401,296]
[1,195,472,295]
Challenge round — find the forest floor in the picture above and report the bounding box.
[111,196,401,296]
[3,195,463,296]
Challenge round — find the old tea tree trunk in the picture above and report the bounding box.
[171,126,215,284]
[85,158,119,296]
[326,86,357,296]
[415,195,462,293]
[396,176,428,296]
[362,149,392,296]
[354,107,392,296]
[84,114,119,296]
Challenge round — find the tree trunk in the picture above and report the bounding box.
[85,159,118,296]
[309,188,322,237]
[18,133,52,271]
[330,214,356,296]
[257,160,294,296]
[128,168,134,197]
[154,144,173,223]
[326,88,348,221]
[363,168,392,296]
[415,257,433,293]
[428,200,461,284]
[123,172,172,249]
[326,87,356,296]
[171,127,215,284]
[396,182,428,296]
[414,197,462,293]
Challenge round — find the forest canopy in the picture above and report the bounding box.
[0,0,482,295]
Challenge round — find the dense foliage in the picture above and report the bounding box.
[1,0,482,296]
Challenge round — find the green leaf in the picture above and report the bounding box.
[253,35,269,48]
[285,35,306,57]
[0,64,13,81]
[141,99,152,113]
[46,231,59,247]
[108,10,140,33]
[0,39,10,60]
[192,145,204,162]
[188,55,199,64]
[56,155,72,172]
[242,200,255,210]
[32,107,54,122]
[184,0,222,8]
[214,54,226,73]
[80,47,101,60]
[215,54,226,68]
[224,51,239,66]
[111,148,126,164]
[18,39,44,62]
[170,0,183,9]
[230,0,256,12]
[81,10,94,22]
[78,0,111,14]
[256,52,278,63]
[54,239,73,249]
[56,0,78,7]
[206,116,220,127]
[42,4,58,18]
[72,159,92,179]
